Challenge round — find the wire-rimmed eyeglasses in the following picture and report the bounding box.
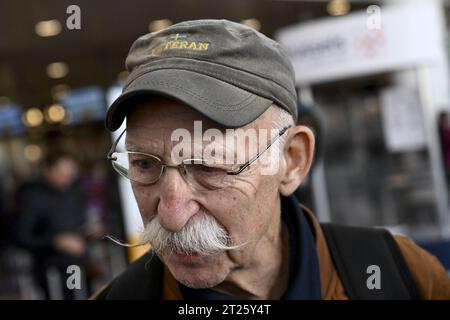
[107,126,290,190]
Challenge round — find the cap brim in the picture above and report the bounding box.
[106,69,273,131]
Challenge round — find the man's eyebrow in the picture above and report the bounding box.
[124,143,147,152]
[124,143,166,159]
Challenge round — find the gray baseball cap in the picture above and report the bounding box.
[106,19,298,131]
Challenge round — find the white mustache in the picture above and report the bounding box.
[139,213,243,256]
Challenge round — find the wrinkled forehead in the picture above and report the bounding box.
[125,97,225,152]
[124,96,276,153]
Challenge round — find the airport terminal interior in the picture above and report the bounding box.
[1,0,450,299]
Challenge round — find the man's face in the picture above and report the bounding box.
[46,158,78,191]
[125,97,286,289]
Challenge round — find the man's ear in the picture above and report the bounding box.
[279,125,315,196]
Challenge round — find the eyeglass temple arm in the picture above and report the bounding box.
[107,128,127,160]
[227,125,291,176]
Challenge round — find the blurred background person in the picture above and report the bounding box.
[16,151,88,299]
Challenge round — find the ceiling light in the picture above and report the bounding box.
[35,19,62,37]
[22,108,44,127]
[149,19,172,32]
[327,0,351,16]
[45,104,66,123]
[46,62,69,79]
[240,18,261,31]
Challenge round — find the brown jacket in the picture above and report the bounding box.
[93,207,450,300]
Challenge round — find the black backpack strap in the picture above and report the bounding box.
[321,223,420,300]
[97,251,164,300]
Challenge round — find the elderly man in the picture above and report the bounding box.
[95,19,450,300]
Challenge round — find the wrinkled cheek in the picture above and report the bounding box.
[208,194,246,239]
[132,185,157,222]
[221,189,261,235]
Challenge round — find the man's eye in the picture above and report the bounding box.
[132,159,157,170]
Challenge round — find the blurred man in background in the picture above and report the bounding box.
[17,151,87,299]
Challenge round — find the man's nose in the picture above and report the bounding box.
[157,167,200,232]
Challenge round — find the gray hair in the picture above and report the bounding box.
[272,106,295,143]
